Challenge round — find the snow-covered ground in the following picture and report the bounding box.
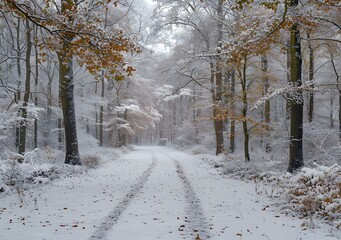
[0,146,339,239]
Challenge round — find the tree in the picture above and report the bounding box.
[153,0,228,154]
[18,19,32,155]
[57,0,80,164]
[307,33,314,123]
[240,53,250,161]
[3,0,140,164]
[212,0,225,155]
[261,54,271,152]
[287,0,304,173]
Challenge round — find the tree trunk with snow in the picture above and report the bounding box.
[212,0,224,155]
[99,75,105,146]
[15,18,21,149]
[210,59,224,155]
[241,54,250,162]
[330,52,340,140]
[261,54,271,152]
[18,19,32,156]
[33,26,39,149]
[307,33,314,123]
[288,0,304,172]
[229,70,236,153]
[58,54,81,165]
[57,0,81,165]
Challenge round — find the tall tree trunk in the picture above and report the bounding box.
[307,33,314,123]
[15,18,21,148]
[212,0,224,155]
[33,26,39,149]
[229,70,236,153]
[330,52,340,139]
[46,60,55,146]
[57,118,63,150]
[99,9,108,147]
[58,54,81,165]
[288,0,304,172]
[286,39,291,121]
[172,100,176,142]
[18,19,32,156]
[121,109,128,146]
[241,55,250,161]
[58,0,81,165]
[95,81,98,140]
[261,54,271,152]
[330,98,334,128]
[99,76,104,146]
[211,59,224,155]
[57,62,63,150]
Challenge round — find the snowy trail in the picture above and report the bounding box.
[0,146,339,240]
[163,151,211,239]
[90,153,157,240]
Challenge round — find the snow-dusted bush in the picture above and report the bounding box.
[191,146,206,155]
[206,151,340,229]
[285,164,341,228]
[0,157,24,187]
[120,145,129,153]
[0,149,86,194]
[27,164,60,183]
[23,148,41,164]
[81,154,101,169]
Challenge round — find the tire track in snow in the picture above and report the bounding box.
[161,151,211,239]
[90,156,156,240]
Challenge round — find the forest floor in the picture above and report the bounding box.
[0,146,339,240]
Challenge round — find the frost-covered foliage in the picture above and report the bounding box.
[186,148,340,229]
[81,154,101,169]
[191,146,207,155]
[0,143,123,195]
[107,75,161,143]
[0,156,83,194]
[284,164,341,228]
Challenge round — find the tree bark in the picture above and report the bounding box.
[330,52,340,139]
[288,1,304,172]
[261,54,271,152]
[33,26,39,149]
[212,0,224,155]
[241,55,250,161]
[210,59,224,155]
[18,19,32,156]
[95,81,98,140]
[58,54,81,165]
[330,98,334,128]
[307,33,314,123]
[99,75,104,146]
[45,60,55,146]
[99,9,108,147]
[15,18,21,149]
[58,0,81,165]
[286,40,291,121]
[229,70,236,153]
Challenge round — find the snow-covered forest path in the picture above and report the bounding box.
[0,147,338,240]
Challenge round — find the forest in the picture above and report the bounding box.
[0,0,340,239]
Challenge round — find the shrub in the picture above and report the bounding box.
[191,146,206,155]
[286,164,341,228]
[81,154,101,169]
